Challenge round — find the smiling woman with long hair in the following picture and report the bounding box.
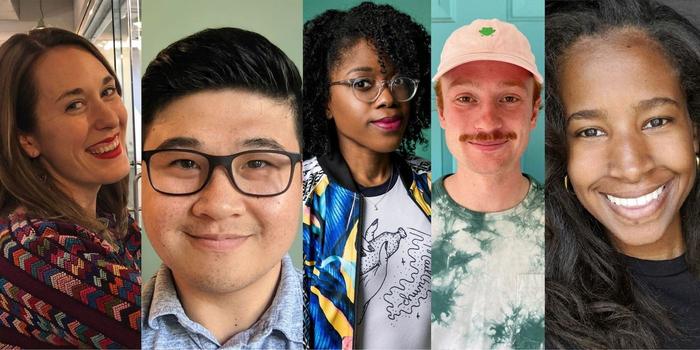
[545,0,700,348]
[0,28,140,348]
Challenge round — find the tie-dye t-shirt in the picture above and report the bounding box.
[431,174,545,349]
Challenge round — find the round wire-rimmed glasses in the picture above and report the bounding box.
[142,149,302,197]
[329,76,419,103]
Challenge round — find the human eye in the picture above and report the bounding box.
[455,95,477,104]
[171,158,200,170]
[576,128,607,138]
[392,77,410,86]
[238,152,287,171]
[65,100,85,112]
[245,159,271,169]
[101,86,117,98]
[352,78,375,91]
[642,117,671,130]
[500,95,521,104]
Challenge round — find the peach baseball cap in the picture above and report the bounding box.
[432,18,543,83]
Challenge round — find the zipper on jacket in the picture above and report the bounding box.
[353,192,362,349]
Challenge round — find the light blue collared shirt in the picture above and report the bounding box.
[141,255,302,349]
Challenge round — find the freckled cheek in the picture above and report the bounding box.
[443,107,470,130]
[254,190,302,248]
[501,107,531,125]
[143,195,192,247]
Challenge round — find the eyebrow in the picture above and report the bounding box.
[567,109,607,122]
[155,137,201,150]
[241,137,286,151]
[54,75,115,102]
[567,97,681,123]
[345,66,374,76]
[498,80,527,89]
[449,79,480,89]
[634,97,679,112]
[154,137,286,152]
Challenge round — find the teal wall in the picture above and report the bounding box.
[141,0,303,281]
[430,0,545,182]
[303,0,431,160]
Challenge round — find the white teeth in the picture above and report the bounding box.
[606,185,664,208]
[88,138,119,155]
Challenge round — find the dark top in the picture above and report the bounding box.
[625,254,700,349]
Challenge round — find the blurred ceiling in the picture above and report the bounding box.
[0,0,74,45]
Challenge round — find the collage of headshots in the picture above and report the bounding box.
[0,0,699,349]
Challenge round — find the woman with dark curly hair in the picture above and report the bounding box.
[302,2,431,349]
[546,0,700,348]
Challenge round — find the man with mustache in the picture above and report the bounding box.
[430,19,546,348]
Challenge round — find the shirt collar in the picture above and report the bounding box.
[249,254,303,344]
[147,264,213,337]
[147,255,302,345]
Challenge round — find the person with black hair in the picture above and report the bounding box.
[546,0,700,348]
[140,28,303,349]
[302,2,431,349]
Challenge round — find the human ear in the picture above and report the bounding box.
[325,105,333,120]
[530,96,542,129]
[438,105,447,129]
[19,134,41,158]
[435,81,447,129]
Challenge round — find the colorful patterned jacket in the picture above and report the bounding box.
[0,209,141,349]
[302,152,431,349]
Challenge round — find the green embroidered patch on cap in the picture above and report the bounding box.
[479,27,496,36]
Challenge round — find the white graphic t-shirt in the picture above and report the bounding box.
[355,172,431,349]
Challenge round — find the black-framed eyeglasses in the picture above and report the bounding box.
[329,76,419,103]
[142,149,302,197]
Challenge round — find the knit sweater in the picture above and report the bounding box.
[0,209,141,348]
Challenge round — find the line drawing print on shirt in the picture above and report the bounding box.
[358,218,406,324]
[358,219,430,325]
[384,228,431,321]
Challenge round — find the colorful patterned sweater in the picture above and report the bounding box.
[0,209,141,348]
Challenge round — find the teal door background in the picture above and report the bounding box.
[430,0,545,182]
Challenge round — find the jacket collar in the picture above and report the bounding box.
[317,150,415,193]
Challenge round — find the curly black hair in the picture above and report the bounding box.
[302,2,431,158]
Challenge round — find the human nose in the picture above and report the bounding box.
[92,98,121,130]
[191,166,246,220]
[473,100,503,131]
[374,80,397,107]
[608,132,654,182]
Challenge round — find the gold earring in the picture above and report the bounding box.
[564,175,571,193]
[696,154,699,168]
